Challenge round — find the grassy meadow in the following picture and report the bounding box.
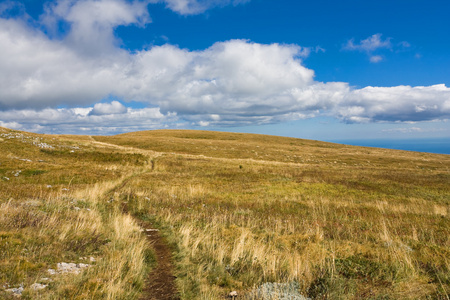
[1,127,449,299]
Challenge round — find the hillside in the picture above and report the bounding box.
[0,127,449,299]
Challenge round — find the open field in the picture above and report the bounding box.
[1,127,449,299]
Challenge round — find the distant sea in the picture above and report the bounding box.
[329,138,450,155]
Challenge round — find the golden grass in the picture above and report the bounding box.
[1,127,449,299]
[0,128,152,299]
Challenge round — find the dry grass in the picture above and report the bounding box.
[0,128,152,299]
[110,130,449,299]
[1,127,449,299]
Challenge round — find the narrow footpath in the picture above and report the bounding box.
[138,219,179,300]
[95,136,179,300]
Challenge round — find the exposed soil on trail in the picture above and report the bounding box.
[110,175,179,299]
[138,219,179,300]
[96,138,179,299]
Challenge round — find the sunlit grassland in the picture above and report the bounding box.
[0,128,152,299]
[98,130,450,299]
[1,127,449,299]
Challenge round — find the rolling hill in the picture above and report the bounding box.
[0,127,449,299]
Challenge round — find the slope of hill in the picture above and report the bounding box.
[1,127,449,299]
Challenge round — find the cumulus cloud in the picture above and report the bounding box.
[41,0,151,55]
[337,84,450,123]
[152,0,250,15]
[0,0,145,110]
[0,2,449,134]
[120,41,317,120]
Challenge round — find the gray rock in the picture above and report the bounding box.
[5,286,24,296]
[48,268,56,275]
[48,262,90,275]
[247,282,310,300]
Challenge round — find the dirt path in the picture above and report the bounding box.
[102,162,179,300]
[139,219,179,300]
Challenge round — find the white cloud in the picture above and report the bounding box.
[90,101,128,115]
[313,46,326,53]
[343,33,406,63]
[122,40,317,120]
[41,0,151,55]
[0,3,449,134]
[0,2,141,110]
[152,0,250,15]
[382,127,424,133]
[337,84,450,123]
[369,55,383,63]
[0,104,175,135]
[398,41,410,48]
[344,33,392,52]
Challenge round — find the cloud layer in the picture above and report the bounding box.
[0,0,449,134]
[0,106,176,135]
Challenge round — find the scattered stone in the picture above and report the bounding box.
[47,269,56,275]
[46,185,52,188]
[62,188,69,191]
[229,290,238,298]
[145,229,159,232]
[73,207,81,211]
[5,285,24,297]
[3,177,9,181]
[5,283,48,295]
[48,262,90,275]
[36,142,54,149]
[30,283,47,291]
[247,282,310,300]
[19,158,32,162]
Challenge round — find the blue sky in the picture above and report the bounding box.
[0,0,449,149]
